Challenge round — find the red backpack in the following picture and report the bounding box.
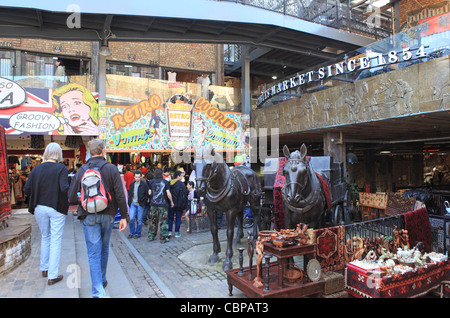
[80,161,111,213]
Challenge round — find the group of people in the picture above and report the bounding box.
[24,139,128,298]
[123,165,200,242]
[23,138,201,298]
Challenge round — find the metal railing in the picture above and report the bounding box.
[344,215,403,241]
[215,0,392,39]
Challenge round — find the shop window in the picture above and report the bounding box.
[25,61,36,76]
[0,58,11,77]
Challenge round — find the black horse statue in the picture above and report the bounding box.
[282,144,327,229]
[193,146,262,271]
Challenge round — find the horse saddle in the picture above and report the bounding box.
[231,169,251,196]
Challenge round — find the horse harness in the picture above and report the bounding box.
[197,163,251,203]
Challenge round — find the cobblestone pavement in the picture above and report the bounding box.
[112,219,249,298]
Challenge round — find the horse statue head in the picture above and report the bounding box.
[281,144,327,229]
[282,144,309,204]
[193,145,225,196]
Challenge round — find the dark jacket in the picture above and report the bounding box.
[170,180,187,210]
[128,180,149,207]
[68,156,128,219]
[24,162,69,215]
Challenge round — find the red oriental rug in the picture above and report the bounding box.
[273,157,287,231]
[312,225,346,272]
[403,207,432,252]
[0,125,11,221]
[346,260,447,298]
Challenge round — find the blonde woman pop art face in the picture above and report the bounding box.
[52,83,99,135]
[60,90,92,127]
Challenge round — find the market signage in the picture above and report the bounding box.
[0,83,99,135]
[0,77,27,109]
[106,94,244,152]
[256,46,428,107]
[166,95,194,151]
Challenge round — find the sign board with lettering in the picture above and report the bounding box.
[0,82,99,136]
[0,77,27,109]
[106,94,244,152]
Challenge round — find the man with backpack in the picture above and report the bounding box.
[127,169,149,239]
[69,139,127,298]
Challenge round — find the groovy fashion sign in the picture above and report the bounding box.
[0,81,99,136]
[106,94,244,152]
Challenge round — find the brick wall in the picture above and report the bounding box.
[0,38,217,72]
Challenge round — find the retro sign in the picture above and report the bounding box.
[106,94,244,152]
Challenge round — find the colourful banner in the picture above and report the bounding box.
[0,82,99,136]
[106,94,244,152]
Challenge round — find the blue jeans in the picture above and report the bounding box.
[168,207,183,234]
[34,205,66,280]
[129,203,145,236]
[82,213,114,298]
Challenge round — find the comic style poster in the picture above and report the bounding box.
[106,94,244,152]
[0,80,99,136]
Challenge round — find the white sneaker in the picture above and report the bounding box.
[175,232,181,238]
[168,231,172,237]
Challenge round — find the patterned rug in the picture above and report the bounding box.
[346,260,448,298]
[312,225,346,272]
[273,157,287,231]
[403,207,432,252]
[0,125,11,222]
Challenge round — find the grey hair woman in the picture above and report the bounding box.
[24,142,69,285]
[43,142,63,162]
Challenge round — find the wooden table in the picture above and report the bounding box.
[263,242,316,288]
[226,242,324,298]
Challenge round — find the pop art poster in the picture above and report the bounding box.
[0,81,99,136]
[106,94,244,152]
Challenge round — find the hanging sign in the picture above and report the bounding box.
[165,94,194,151]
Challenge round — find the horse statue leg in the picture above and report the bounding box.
[207,209,220,264]
[223,208,238,271]
[234,209,244,245]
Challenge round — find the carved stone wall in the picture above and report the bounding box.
[252,55,449,134]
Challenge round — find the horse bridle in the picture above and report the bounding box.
[282,158,321,214]
[196,161,233,203]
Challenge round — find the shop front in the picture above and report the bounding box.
[0,73,247,211]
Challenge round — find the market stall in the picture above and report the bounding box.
[226,206,449,298]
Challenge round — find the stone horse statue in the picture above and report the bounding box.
[193,146,262,271]
[282,144,327,229]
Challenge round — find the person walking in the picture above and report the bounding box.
[127,169,149,238]
[69,139,127,298]
[184,181,200,233]
[24,142,69,285]
[123,165,134,191]
[168,170,187,238]
[148,168,173,243]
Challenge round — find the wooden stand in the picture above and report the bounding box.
[226,243,324,298]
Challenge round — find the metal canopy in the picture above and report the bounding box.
[0,2,374,79]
